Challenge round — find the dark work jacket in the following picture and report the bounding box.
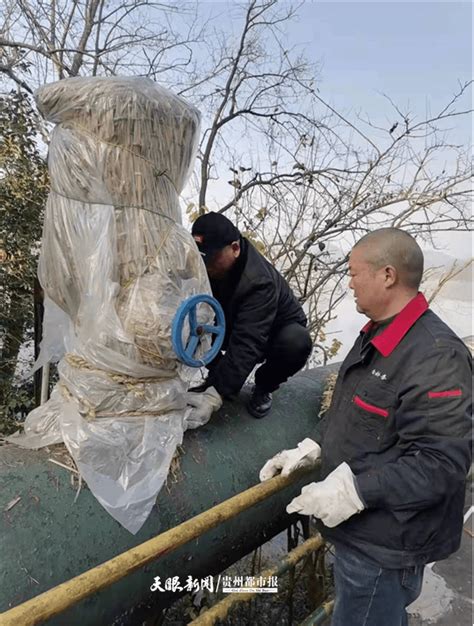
[319,293,472,568]
[207,237,307,397]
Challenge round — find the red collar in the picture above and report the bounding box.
[361,293,429,357]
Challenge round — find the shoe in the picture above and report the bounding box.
[247,386,273,418]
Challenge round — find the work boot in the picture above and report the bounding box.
[247,385,273,418]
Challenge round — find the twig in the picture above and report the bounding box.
[21,566,39,585]
[4,496,21,511]
[73,474,83,503]
[48,458,79,475]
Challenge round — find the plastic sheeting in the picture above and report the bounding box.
[8,76,212,533]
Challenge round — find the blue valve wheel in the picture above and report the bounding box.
[172,294,226,367]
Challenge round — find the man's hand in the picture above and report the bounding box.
[286,462,365,527]
[259,438,321,481]
[184,386,223,430]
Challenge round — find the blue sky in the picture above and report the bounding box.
[289,2,471,142]
[287,2,472,343]
[196,2,472,346]
[199,1,471,153]
[200,1,472,257]
[202,1,471,142]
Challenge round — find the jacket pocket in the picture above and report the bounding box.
[353,395,389,417]
[347,382,396,454]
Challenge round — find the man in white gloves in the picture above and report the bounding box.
[285,462,365,527]
[184,386,222,430]
[260,228,472,626]
[259,438,321,481]
[260,439,365,528]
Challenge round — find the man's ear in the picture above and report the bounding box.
[231,240,241,257]
[384,264,397,287]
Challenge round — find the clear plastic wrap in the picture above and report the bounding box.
[8,77,212,533]
[28,297,74,375]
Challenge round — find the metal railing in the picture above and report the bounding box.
[0,465,322,626]
[189,534,325,626]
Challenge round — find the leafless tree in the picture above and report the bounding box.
[1,0,472,366]
[179,1,472,361]
[423,258,473,304]
[0,0,203,92]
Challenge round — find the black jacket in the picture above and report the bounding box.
[207,237,307,397]
[319,293,472,568]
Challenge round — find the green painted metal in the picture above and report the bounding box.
[0,367,333,625]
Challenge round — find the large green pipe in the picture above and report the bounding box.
[0,367,332,625]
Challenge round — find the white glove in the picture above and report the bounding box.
[184,386,223,430]
[286,462,365,527]
[259,438,321,481]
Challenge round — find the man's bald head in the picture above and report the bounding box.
[353,228,424,291]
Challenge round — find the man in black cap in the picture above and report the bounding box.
[187,211,312,423]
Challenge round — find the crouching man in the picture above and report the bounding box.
[186,212,312,425]
[260,228,472,626]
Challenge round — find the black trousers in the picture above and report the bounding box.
[255,323,313,393]
[201,323,313,397]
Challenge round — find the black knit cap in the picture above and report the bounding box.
[191,212,240,263]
